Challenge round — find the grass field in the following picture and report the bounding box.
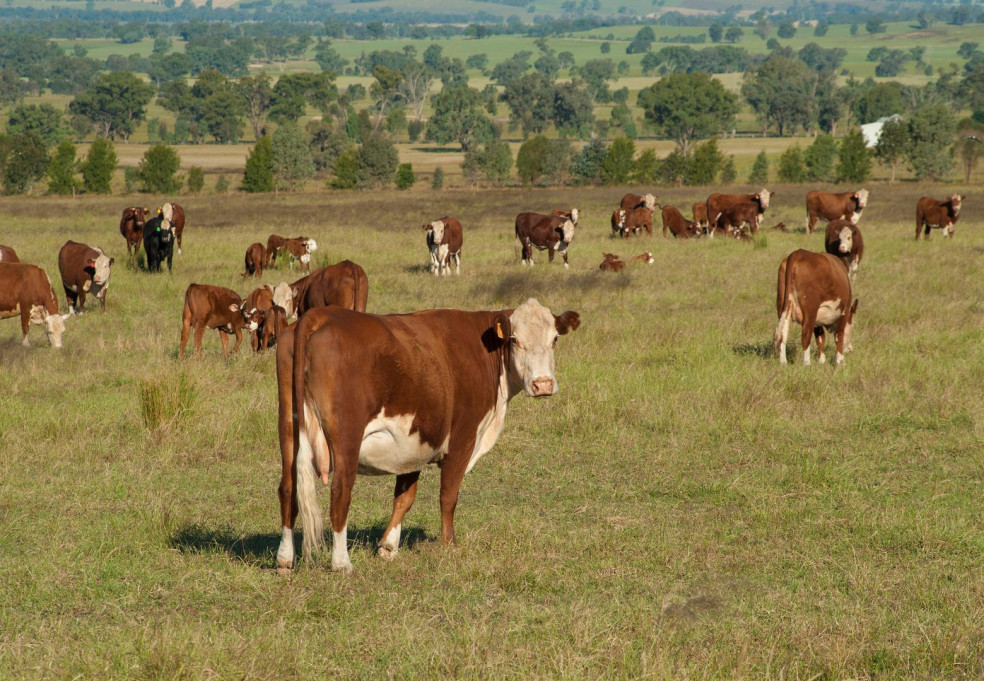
[1,182,982,678]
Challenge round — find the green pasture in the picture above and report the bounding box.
[0,182,982,678]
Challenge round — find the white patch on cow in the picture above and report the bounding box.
[466,369,510,475]
[68,284,78,293]
[43,310,67,349]
[849,211,862,225]
[332,526,352,573]
[560,219,575,243]
[818,346,827,364]
[837,225,853,254]
[617,210,626,228]
[277,526,295,570]
[82,280,92,292]
[437,243,450,275]
[300,253,311,264]
[507,299,561,398]
[270,282,294,318]
[378,523,402,559]
[161,202,174,223]
[815,299,843,327]
[429,220,446,244]
[358,410,449,476]
[758,189,772,209]
[943,223,954,237]
[802,348,811,365]
[775,307,791,364]
[855,188,869,210]
[835,352,845,366]
[305,239,318,253]
[92,249,112,286]
[643,194,656,210]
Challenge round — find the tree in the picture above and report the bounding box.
[856,81,904,124]
[873,117,909,182]
[356,134,399,188]
[47,141,81,196]
[80,137,117,194]
[577,59,616,102]
[68,72,154,141]
[314,40,348,75]
[836,129,871,183]
[552,80,595,139]
[777,22,796,39]
[865,18,886,34]
[709,24,723,43]
[6,104,67,146]
[777,145,806,183]
[431,167,444,189]
[602,136,634,185]
[748,150,769,183]
[804,134,838,181]
[214,175,229,193]
[242,136,274,193]
[330,148,358,189]
[137,145,181,194]
[491,52,532,85]
[720,155,737,184]
[186,166,205,194]
[427,84,496,151]
[906,104,955,181]
[461,140,512,186]
[686,138,723,185]
[638,72,737,153]
[626,27,655,54]
[632,148,659,185]
[572,137,607,185]
[501,73,555,139]
[658,149,690,187]
[395,163,415,189]
[724,27,744,43]
[0,133,47,195]
[516,135,551,186]
[742,56,817,136]
[600,42,610,54]
[814,22,829,37]
[396,62,434,122]
[238,74,272,141]
[271,124,315,191]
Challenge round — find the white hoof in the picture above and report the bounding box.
[332,557,354,574]
[377,544,398,561]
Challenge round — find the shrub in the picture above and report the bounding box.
[47,141,81,196]
[431,167,444,189]
[686,138,722,185]
[214,174,229,193]
[720,155,737,184]
[272,124,315,191]
[837,128,872,183]
[632,148,659,185]
[804,134,838,182]
[1,132,49,195]
[601,135,635,185]
[80,137,117,194]
[123,167,137,194]
[395,162,415,189]
[748,150,769,183]
[330,148,358,189]
[407,119,425,143]
[777,145,806,183]
[242,136,274,193]
[140,373,196,432]
[186,166,205,194]
[461,140,513,186]
[137,144,182,194]
[572,137,607,185]
[658,149,690,186]
[356,134,398,188]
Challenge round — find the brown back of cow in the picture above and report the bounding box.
[292,260,369,317]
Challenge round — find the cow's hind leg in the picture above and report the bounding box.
[328,442,359,573]
[193,323,206,358]
[801,312,816,365]
[814,328,827,364]
[378,471,421,560]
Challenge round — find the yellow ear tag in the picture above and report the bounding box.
[495,321,505,339]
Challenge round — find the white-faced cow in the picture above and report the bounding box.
[290,260,369,318]
[620,193,657,211]
[244,242,266,278]
[119,207,149,256]
[916,194,964,240]
[57,241,114,313]
[179,284,261,359]
[774,250,858,366]
[0,262,70,348]
[806,189,869,234]
[706,189,772,233]
[423,217,463,276]
[824,219,864,281]
[515,212,575,268]
[661,205,701,239]
[611,207,652,238]
[143,211,175,273]
[0,245,19,263]
[274,298,581,572]
[158,202,186,255]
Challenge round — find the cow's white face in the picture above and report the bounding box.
[837,225,853,254]
[305,239,318,253]
[616,210,626,228]
[31,306,68,348]
[92,250,113,286]
[428,220,445,245]
[502,299,579,398]
[758,189,772,209]
[855,189,869,210]
[560,219,575,244]
[644,194,656,209]
[270,282,294,316]
[160,203,174,224]
[950,194,963,216]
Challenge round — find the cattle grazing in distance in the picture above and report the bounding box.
[706,189,772,231]
[551,207,580,226]
[283,238,318,271]
[774,250,858,366]
[661,205,701,239]
[266,235,316,268]
[158,202,186,255]
[274,298,580,572]
[824,219,864,281]
[245,286,276,350]
[916,194,964,240]
[515,212,575,268]
[0,245,19,263]
[714,202,760,239]
[631,252,655,264]
[0,262,70,348]
[423,217,463,276]
[806,189,869,234]
[143,211,176,272]
[290,260,369,318]
[119,207,148,255]
[266,235,288,267]
[179,284,260,358]
[620,193,657,211]
[244,242,266,278]
[57,241,114,313]
[599,253,626,272]
[692,203,709,233]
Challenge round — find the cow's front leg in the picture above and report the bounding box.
[378,471,421,560]
[219,329,229,357]
[231,327,243,354]
[562,250,569,269]
[438,445,473,546]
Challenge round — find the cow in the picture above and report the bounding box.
[290,260,369,318]
[551,208,580,226]
[806,189,869,234]
[179,284,261,359]
[273,298,581,573]
[244,242,266,278]
[714,202,760,239]
[824,219,864,281]
[283,238,319,272]
[119,207,148,256]
[774,250,858,366]
[0,263,69,348]
[57,241,114,313]
[661,205,701,239]
[158,202,186,255]
[0,245,19,263]
[423,217,463,276]
[244,286,276,350]
[143,211,175,273]
[514,212,575,268]
[915,194,964,240]
[258,304,289,351]
[692,203,709,233]
[611,207,652,238]
[706,189,772,232]
[631,252,655,264]
[266,235,316,268]
[620,193,657,211]
[599,253,625,272]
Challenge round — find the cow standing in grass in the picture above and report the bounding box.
[424,217,463,276]
[290,261,368,317]
[0,262,70,348]
[515,212,575,268]
[244,243,266,278]
[179,284,262,359]
[158,202,186,255]
[119,207,148,256]
[620,193,656,211]
[806,189,868,234]
[915,194,963,240]
[706,190,772,233]
[57,241,114,313]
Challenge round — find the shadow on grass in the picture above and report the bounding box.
[403,263,431,274]
[410,146,462,154]
[733,342,774,359]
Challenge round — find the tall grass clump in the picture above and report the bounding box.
[139,373,197,432]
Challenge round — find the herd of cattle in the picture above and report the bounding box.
[0,187,967,572]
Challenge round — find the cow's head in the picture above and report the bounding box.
[268,282,294,317]
[757,189,772,211]
[30,305,70,349]
[557,219,575,244]
[835,224,854,254]
[129,207,148,228]
[241,306,264,332]
[950,194,964,216]
[91,249,114,286]
[854,188,869,211]
[639,251,655,264]
[614,210,626,229]
[425,220,445,246]
[643,194,656,210]
[494,298,580,398]
[305,238,318,253]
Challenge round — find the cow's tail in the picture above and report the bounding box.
[773,256,796,357]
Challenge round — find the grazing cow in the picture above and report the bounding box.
[244,286,275,350]
[143,211,175,273]
[599,253,625,272]
[714,202,762,239]
[631,251,655,264]
[706,189,772,231]
[692,203,709,233]
[0,262,69,348]
[806,189,869,234]
[0,245,19,263]
[244,242,266,278]
[283,238,319,272]
[57,241,114,313]
[274,298,580,572]
[551,208,580,226]
[423,216,463,276]
[774,250,858,366]
[258,305,289,351]
[620,193,657,211]
[611,207,652,238]
[661,205,701,239]
[824,219,864,280]
[916,194,964,240]
[515,212,575,268]
[158,202,186,255]
[119,207,149,255]
[266,235,316,268]
[179,284,261,359]
[290,260,369,317]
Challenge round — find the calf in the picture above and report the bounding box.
[267,235,316,267]
[0,245,19,263]
[774,249,858,366]
[824,219,864,281]
[515,212,575,268]
[621,206,653,237]
[620,193,657,211]
[283,238,319,271]
[274,298,580,572]
[57,240,114,313]
[143,212,175,273]
[631,251,655,264]
[706,189,772,230]
[290,260,369,317]
[806,189,868,234]
[423,216,463,276]
[692,203,709,233]
[599,253,625,272]
[661,205,701,238]
[714,202,760,238]
[916,194,963,240]
[258,304,289,351]
[119,207,148,255]
[244,242,266,278]
[0,262,69,348]
[179,284,260,358]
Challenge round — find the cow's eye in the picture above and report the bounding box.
[510,337,521,349]
[551,336,558,348]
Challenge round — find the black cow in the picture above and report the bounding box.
[143,213,175,273]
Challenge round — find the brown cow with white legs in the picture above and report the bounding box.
[706,189,772,231]
[916,194,963,240]
[424,216,463,276]
[0,245,19,263]
[0,263,69,348]
[806,189,869,234]
[774,250,858,366]
[290,260,368,318]
[274,298,580,572]
[179,284,261,359]
[661,205,701,238]
[119,207,149,255]
[620,193,657,211]
[266,235,316,268]
[283,238,319,272]
[692,203,709,233]
[57,241,114,313]
[244,242,266,278]
[515,213,575,268]
[824,219,864,281]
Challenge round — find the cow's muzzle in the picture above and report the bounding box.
[530,377,555,397]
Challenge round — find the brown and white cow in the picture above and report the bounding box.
[916,194,964,240]
[706,189,772,232]
[611,207,652,238]
[714,202,761,239]
[551,208,580,227]
[258,305,289,351]
[179,284,261,359]
[631,251,655,264]
[290,260,369,318]
[244,242,266,278]
[424,216,463,276]
[0,245,19,263]
[274,298,580,572]
[0,263,69,348]
[158,202,186,255]
[119,207,149,255]
[620,193,657,211]
[57,241,114,313]
[774,250,858,366]
[266,235,316,268]
[824,219,864,281]
[515,212,575,268]
[284,238,319,271]
[599,253,625,272]
[806,189,869,234]
[661,205,701,239]
[692,203,709,233]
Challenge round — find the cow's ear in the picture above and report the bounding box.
[555,311,580,335]
[109,258,115,266]
[493,312,511,342]
[229,304,240,313]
